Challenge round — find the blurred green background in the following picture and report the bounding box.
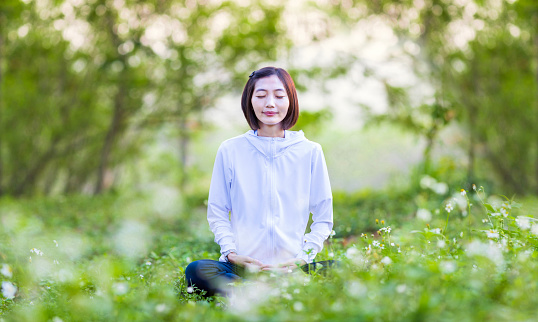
[2,0,538,320]
[1,0,537,198]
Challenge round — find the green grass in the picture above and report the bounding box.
[1,186,538,321]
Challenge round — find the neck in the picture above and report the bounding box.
[257,124,285,138]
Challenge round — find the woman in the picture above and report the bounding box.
[185,67,334,296]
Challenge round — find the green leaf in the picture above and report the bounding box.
[484,204,496,213]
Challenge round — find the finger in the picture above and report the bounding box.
[246,259,263,266]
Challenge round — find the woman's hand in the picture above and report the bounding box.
[227,252,264,271]
[261,258,307,273]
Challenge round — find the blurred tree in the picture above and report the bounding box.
[1,0,103,196]
[0,0,297,196]
[291,108,333,136]
[512,0,538,194]
[324,0,538,194]
[0,1,25,196]
[149,0,290,190]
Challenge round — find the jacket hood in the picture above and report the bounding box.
[243,130,306,158]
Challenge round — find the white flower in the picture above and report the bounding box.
[516,217,531,230]
[445,203,453,213]
[145,261,152,266]
[293,301,304,312]
[381,256,392,265]
[345,247,359,256]
[531,224,538,236]
[472,184,477,191]
[113,282,129,295]
[440,261,457,274]
[460,189,466,196]
[500,208,508,217]
[485,230,499,239]
[30,248,44,256]
[187,286,194,293]
[1,264,13,278]
[420,175,437,189]
[379,227,391,234]
[431,228,441,234]
[53,240,58,247]
[155,304,167,313]
[372,240,380,247]
[502,202,511,209]
[416,208,432,221]
[329,230,336,238]
[345,280,367,298]
[2,281,17,299]
[433,182,449,195]
[466,240,504,268]
[328,252,334,258]
[437,240,446,248]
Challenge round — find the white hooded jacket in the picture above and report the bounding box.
[207,130,333,265]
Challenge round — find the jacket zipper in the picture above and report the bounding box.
[270,138,276,259]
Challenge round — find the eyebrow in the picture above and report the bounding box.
[254,88,286,92]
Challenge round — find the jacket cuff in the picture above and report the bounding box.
[221,249,237,262]
[218,237,236,253]
[218,239,237,262]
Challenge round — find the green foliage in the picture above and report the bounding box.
[320,0,538,195]
[291,109,332,136]
[2,186,538,320]
[0,0,293,197]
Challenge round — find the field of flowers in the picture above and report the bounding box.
[1,184,538,321]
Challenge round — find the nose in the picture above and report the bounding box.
[266,95,275,108]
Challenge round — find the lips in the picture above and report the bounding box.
[264,112,277,116]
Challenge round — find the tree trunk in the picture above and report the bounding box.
[467,61,478,187]
[534,13,538,194]
[178,115,189,191]
[423,127,436,174]
[483,143,525,195]
[12,139,60,196]
[94,83,125,194]
[0,16,4,196]
[94,9,127,194]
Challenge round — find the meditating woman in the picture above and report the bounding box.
[185,66,334,296]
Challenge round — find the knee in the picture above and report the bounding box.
[185,261,200,284]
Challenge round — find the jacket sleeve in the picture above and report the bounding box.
[207,144,237,261]
[296,144,333,263]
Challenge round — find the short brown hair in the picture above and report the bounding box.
[241,67,299,130]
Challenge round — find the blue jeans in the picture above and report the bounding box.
[185,259,337,297]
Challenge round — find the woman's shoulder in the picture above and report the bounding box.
[288,131,323,151]
[217,131,252,151]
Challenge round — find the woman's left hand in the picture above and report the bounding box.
[261,258,307,273]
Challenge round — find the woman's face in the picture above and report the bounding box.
[251,75,290,129]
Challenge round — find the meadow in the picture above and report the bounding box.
[2,179,538,321]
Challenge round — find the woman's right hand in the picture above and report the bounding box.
[227,252,263,270]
